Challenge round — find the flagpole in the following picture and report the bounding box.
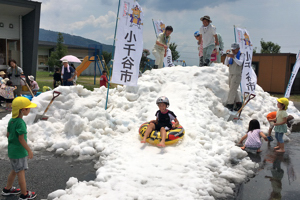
[234,25,244,103]
[152,19,158,38]
[105,0,121,110]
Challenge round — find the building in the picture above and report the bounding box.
[0,0,41,77]
[38,41,106,76]
[222,53,297,94]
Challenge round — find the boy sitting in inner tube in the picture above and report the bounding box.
[141,96,179,147]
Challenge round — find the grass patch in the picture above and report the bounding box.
[270,93,300,102]
[36,71,117,91]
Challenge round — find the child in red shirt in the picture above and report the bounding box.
[100,71,108,88]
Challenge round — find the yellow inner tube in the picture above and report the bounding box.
[139,122,185,145]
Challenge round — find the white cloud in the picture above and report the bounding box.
[68,11,116,30]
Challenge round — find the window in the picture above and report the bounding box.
[0,39,6,65]
[251,61,259,76]
[7,39,20,65]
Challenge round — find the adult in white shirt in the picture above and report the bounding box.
[224,43,245,111]
[198,16,219,66]
[152,26,173,69]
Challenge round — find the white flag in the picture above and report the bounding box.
[235,27,257,95]
[285,51,300,98]
[111,0,143,86]
[153,19,165,37]
[163,48,174,67]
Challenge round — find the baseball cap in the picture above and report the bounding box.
[231,43,240,50]
[12,97,37,118]
[62,59,68,63]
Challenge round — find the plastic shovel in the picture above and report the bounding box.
[33,91,61,123]
[227,92,256,122]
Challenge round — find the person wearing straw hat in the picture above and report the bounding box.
[199,16,219,66]
[7,59,23,97]
[2,97,37,199]
[224,43,245,111]
[61,59,76,86]
[0,71,6,84]
[28,75,39,95]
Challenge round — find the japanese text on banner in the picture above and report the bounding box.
[235,27,257,95]
[163,48,174,67]
[111,0,143,86]
[285,51,300,98]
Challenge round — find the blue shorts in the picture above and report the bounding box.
[275,132,284,143]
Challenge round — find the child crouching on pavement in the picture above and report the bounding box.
[141,96,179,147]
[2,97,37,199]
[239,119,268,153]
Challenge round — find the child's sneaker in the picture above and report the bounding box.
[2,186,21,196]
[19,191,37,200]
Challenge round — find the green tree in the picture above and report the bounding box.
[102,51,112,67]
[253,47,257,54]
[260,39,281,53]
[169,42,180,60]
[47,32,68,71]
[140,49,150,72]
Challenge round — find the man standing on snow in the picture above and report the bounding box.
[152,26,173,69]
[224,43,245,111]
[198,16,219,66]
[216,33,224,63]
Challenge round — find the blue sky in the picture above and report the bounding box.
[39,0,300,66]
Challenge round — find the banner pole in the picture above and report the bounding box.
[105,0,121,110]
[152,19,158,38]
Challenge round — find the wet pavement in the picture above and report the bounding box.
[234,132,300,200]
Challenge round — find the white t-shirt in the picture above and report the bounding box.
[200,24,216,48]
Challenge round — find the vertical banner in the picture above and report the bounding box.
[153,19,165,37]
[285,50,300,98]
[164,48,174,67]
[235,27,257,95]
[111,0,143,86]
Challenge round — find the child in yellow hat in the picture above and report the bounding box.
[269,98,289,153]
[2,97,37,199]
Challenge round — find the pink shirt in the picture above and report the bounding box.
[30,81,39,90]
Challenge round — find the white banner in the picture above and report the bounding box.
[235,27,257,95]
[111,0,143,86]
[285,50,300,98]
[153,19,165,37]
[164,48,174,67]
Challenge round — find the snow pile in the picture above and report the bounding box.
[1,64,299,200]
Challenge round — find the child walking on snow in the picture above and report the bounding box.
[239,119,268,153]
[2,97,37,199]
[141,96,179,147]
[269,98,289,153]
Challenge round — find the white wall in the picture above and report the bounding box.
[0,15,20,39]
